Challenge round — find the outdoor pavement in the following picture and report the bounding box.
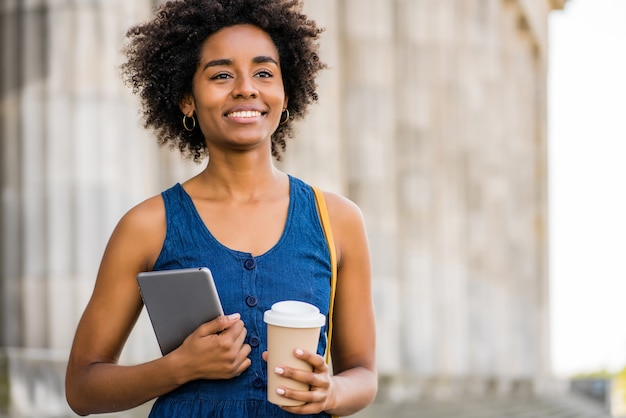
[0,390,612,418]
[352,392,612,418]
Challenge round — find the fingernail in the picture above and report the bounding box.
[295,348,304,356]
[276,387,286,396]
[228,313,241,320]
[274,366,284,375]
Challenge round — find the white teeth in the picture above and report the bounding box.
[228,111,261,118]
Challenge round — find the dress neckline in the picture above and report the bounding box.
[175,175,295,259]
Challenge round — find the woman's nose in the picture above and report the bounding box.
[232,76,258,98]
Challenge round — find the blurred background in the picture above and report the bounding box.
[1,0,624,417]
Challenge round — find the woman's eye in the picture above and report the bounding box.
[211,73,232,80]
[256,71,273,78]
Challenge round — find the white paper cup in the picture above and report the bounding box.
[264,301,326,406]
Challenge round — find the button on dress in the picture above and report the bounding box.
[148,176,332,418]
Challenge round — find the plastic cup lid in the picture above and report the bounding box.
[263,300,326,328]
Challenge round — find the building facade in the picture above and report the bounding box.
[0,0,565,415]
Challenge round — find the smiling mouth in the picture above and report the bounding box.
[226,110,264,118]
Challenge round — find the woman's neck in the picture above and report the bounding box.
[186,155,287,202]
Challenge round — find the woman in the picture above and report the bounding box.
[65,0,377,416]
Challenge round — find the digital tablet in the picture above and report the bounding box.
[137,267,224,355]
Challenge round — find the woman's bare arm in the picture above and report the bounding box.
[322,192,378,416]
[65,196,251,415]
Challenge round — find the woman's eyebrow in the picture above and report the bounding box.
[202,56,278,71]
[253,55,279,65]
[203,58,232,71]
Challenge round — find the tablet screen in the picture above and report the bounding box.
[137,267,224,355]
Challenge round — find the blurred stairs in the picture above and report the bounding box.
[353,392,612,418]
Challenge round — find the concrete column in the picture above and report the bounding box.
[0,0,24,348]
[1,0,177,413]
[389,0,552,395]
[394,0,442,377]
[45,1,76,352]
[340,0,400,374]
[18,0,49,349]
[0,0,185,357]
[280,0,344,193]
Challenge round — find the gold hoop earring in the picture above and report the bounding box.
[182,114,196,131]
[279,109,290,125]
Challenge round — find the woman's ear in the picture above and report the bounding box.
[179,94,195,116]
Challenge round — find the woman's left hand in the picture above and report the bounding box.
[262,349,335,414]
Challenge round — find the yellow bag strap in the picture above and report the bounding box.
[312,186,337,365]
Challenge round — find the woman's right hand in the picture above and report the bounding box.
[170,313,252,382]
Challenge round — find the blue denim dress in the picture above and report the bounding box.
[148,176,332,417]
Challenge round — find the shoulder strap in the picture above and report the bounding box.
[312,186,337,365]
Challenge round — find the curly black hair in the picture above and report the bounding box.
[121,0,326,162]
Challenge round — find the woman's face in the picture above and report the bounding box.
[181,24,288,154]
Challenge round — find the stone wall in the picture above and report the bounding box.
[287,0,565,401]
[0,0,565,415]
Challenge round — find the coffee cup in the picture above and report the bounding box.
[263,300,326,406]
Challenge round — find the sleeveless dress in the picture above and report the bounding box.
[148,175,332,418]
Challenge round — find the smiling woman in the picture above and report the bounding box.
[64,1,377,417]
[120,0,326,162]
[178,25,288,155]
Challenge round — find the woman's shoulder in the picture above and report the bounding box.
[114,192,167,242]
[312,188,367,271]
[121,183,184,223]
[99,191,168,272]
[316,188,364,225]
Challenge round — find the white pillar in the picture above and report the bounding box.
[0,0,195,356]
[1,0,24,347]
[20,0,49,349]
[340,0,401,374]
[280,0,344,193]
